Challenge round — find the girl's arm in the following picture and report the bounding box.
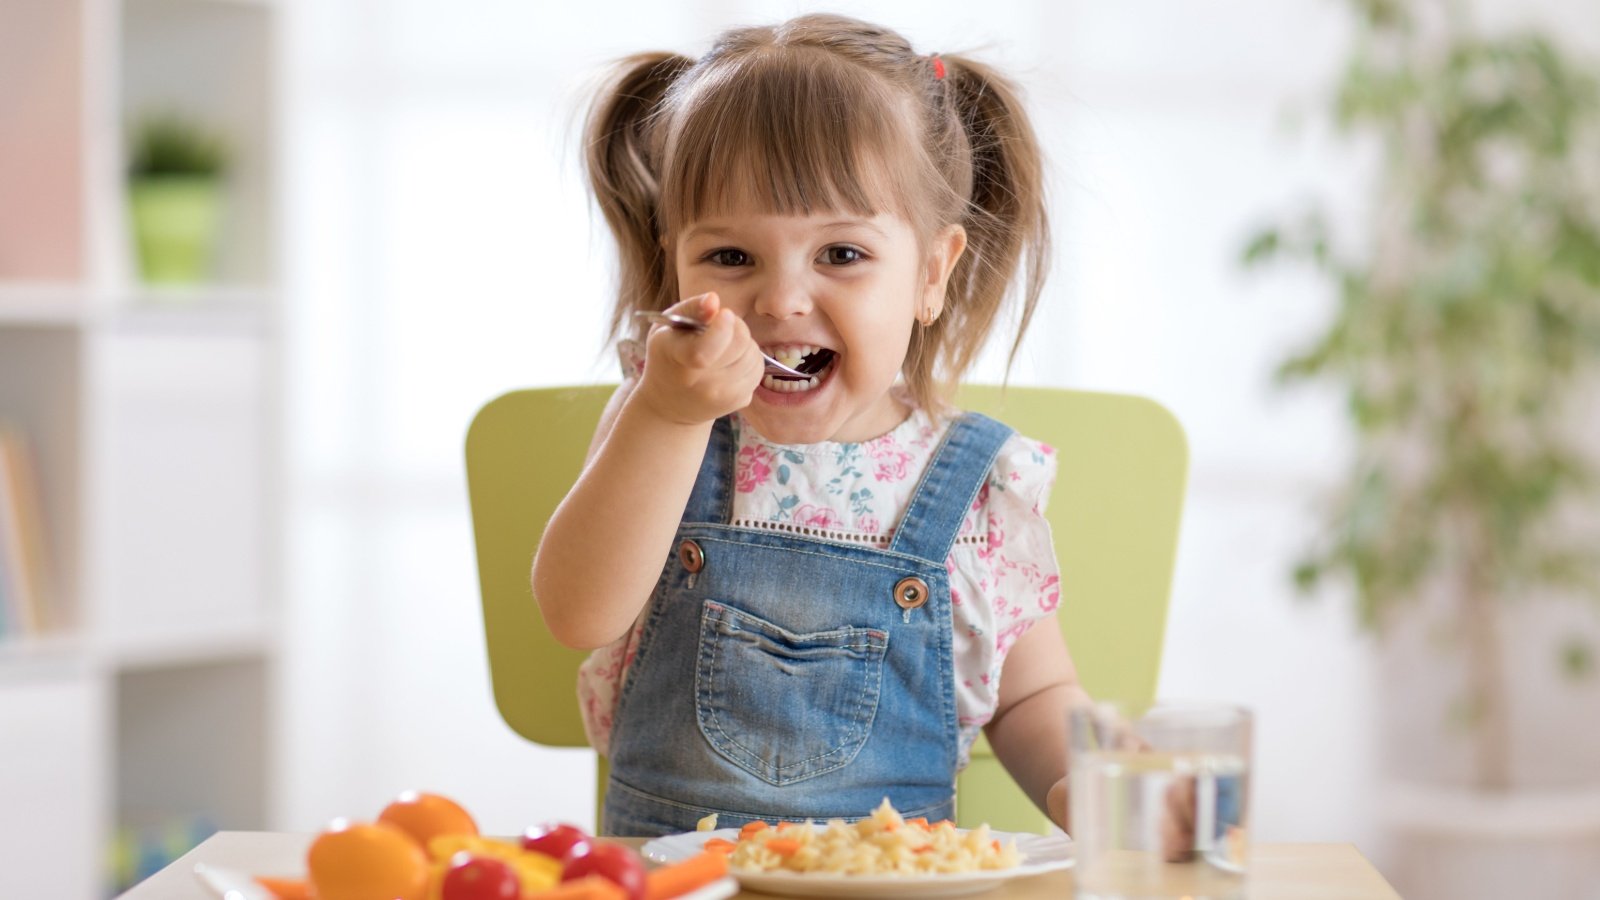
[983,619,1090,831]
[532,293,763,649]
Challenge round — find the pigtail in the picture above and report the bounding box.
[583,52,696,344]
[936,53,1051,389]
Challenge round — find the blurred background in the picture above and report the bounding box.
[2,0,1599,897]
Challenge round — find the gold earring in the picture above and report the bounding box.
[921,306,936,326]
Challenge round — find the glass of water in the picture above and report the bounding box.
[1068,701,1253,900]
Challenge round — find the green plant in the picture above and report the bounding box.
[1243,0,1600,790]
[127,113,229,179]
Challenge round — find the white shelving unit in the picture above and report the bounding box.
[0,1,281,897]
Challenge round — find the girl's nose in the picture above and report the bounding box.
[752,276,813,320]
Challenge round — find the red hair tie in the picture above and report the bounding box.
[931,54,946,81]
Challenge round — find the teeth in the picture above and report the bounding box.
[762,373,821,392]
[762,344,822,368]
[757,343,832,394]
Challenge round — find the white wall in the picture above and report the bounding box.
[276,0,1600,878]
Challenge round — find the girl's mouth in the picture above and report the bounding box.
[760,345,836,393]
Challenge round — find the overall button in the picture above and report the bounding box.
[893,576,929,610]
[678,539,705,573]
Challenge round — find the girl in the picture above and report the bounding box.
[532,13,1090,837]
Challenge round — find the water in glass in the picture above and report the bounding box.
[1069,703,1252,900]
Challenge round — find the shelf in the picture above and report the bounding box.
[103,620,276,672]
[115,283,275,307]
[0,283,277,332]
[0,634,93,683]
[0,285,94,326]
[105,286,277,334]
[0,620,275,682]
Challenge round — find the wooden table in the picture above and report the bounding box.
[120,831,1401,899]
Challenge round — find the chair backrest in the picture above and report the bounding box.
[465,385,1187,826]
[467,385,613,748]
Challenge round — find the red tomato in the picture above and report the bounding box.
[441,853,520,900]
[520,822,591,860]
[561,842,646,900]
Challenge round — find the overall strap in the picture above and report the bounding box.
[681,415,737,524]
[888,412,1015,565]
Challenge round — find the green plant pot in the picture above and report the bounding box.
[128,176,223,285]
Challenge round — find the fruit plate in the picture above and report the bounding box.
[194,863,741,900]
[641,829,1073,898]
[193,865,274,900]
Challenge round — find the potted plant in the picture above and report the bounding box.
[1242,0,1600,896]
[127,112,230,285]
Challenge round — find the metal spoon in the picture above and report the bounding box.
[634,310,810,378]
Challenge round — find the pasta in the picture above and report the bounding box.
[724,799,1022,876]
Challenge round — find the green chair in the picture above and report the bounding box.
[465,385,1187,834]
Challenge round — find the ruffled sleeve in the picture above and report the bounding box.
[978,433,1061,659]
[617,338,645,380]
[947,430,1061,765]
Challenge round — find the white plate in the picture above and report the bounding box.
[193,865,276,900]
[194,863,741,900]
[641,828,1073,898]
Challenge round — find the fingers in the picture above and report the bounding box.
[686,310,753,372]
[1115,724,1148,753]
[1160,775,1198,862]
[651,293,749,367]
[635,292,763,425]
[661,290,719,323]
[701,309,745,368]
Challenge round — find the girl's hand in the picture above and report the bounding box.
[635,292,764,426]
[1160,775,1199,862]
[1046,776,1068,831]
[1048,770,1196,859]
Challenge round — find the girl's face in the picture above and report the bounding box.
[674,207,964,444]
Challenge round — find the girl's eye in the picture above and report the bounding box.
[822,246,866,266]
[707,248,750,267]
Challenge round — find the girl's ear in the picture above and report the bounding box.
[920,224,968,324]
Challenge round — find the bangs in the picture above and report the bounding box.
[658,50,922,230]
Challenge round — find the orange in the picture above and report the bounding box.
[377,791,479,855]
[307,819,429,900]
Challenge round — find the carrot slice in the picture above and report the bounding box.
[530,876,627,900]
[763,838,802,857]
[644,851,729,900]
[737,821,770,839]
[252,876,313,900]
[701,837,737,855]
[905,817,930,830]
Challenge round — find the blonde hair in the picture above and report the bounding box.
[584,14,1049,410]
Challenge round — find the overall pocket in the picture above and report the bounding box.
[695,600,888,785]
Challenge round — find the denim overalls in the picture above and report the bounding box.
[601,412,1015,836]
